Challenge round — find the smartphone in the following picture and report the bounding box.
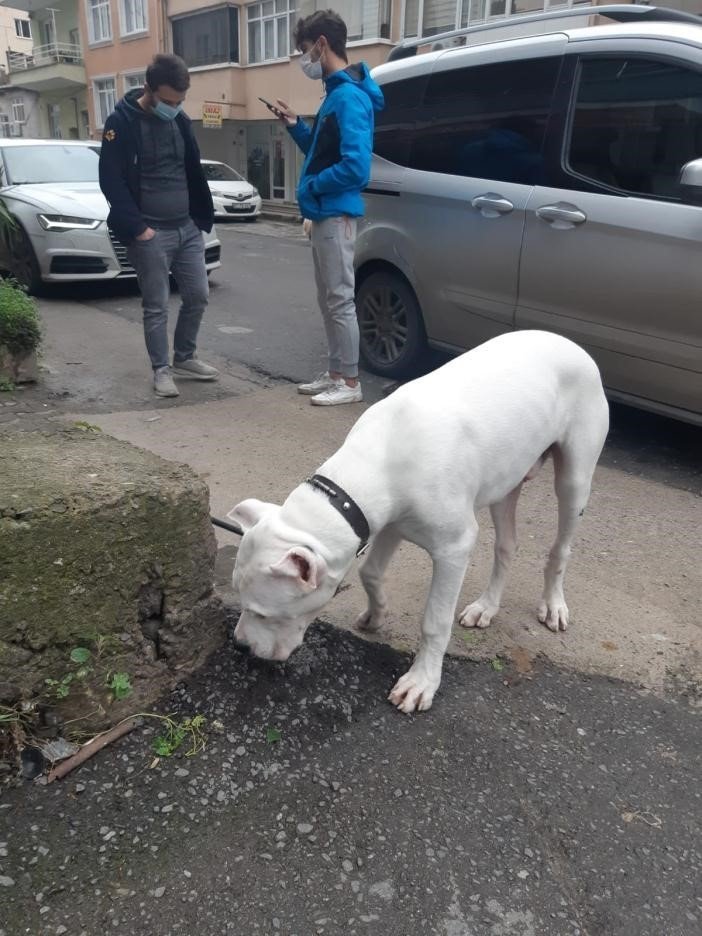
[258,96,282,117]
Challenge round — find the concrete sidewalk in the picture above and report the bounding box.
[27,294,701,698]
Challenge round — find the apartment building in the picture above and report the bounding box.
[0,0,88,138]
[0,6,39,136]
[168,0,396,204]
[79,0,165,134]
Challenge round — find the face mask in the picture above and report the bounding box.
[152,98,183,121]
[300,44,323,80]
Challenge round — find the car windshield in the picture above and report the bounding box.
[202,162,245,183]
[3,145,100,184]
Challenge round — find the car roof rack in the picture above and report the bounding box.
[387,4,702,61]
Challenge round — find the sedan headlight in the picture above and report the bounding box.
[211,190,229,199]
[252,188,259,197]
[38,214,102,232]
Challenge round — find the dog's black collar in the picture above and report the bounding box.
[305,474,370,557]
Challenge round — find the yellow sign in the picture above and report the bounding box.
[202,102,223,129]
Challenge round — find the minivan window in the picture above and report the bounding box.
[567,57,702,199]
[374,75,428,167]
[410,57,561,184]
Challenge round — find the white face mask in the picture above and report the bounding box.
[300,43,323,80]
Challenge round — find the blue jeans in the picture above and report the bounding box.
[127,220,209,371]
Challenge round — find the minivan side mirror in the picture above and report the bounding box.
[679,158,702,205]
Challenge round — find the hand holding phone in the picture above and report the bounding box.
[259,97,297,126]
[258,96,283,118]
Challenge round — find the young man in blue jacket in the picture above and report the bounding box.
[276,10,384,406]
[99,54,218,398]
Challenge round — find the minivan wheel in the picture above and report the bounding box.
[356,270,427,379]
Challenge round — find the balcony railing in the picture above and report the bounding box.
[7,42,83,73]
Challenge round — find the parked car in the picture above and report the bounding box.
[201,159,262,220]
[0,139,221,294]
[356,4,702,426]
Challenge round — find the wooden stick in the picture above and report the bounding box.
[46,716,142,783]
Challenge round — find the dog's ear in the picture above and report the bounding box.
[226,498,276,532]
[270,546,327,592]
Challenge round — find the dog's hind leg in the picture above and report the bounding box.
[538,413,608,632]
[459,483,523,630]
[389,523,478,714]
[356,525,403,634]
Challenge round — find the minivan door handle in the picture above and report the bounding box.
[536,203,587,228]
[471,193,514,217]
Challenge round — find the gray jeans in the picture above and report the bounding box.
[126,219,209,371]
[311,216,359,379]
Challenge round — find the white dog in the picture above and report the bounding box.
[229,331,609,713]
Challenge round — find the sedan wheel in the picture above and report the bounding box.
[8,224,42,295]
[356,270,427,379]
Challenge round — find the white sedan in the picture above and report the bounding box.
[0,139,221,294]
[201,159,262,221]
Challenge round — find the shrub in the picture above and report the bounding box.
[0,280,41,356]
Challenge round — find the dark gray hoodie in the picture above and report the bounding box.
[123,87,190,229]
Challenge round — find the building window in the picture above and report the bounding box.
[48,103,62,139]
[42,17,56,47]
[300,0,389,42]
[172,6,239,68]
[404,0,586,40]
[94,77,116,128]
[87,0,113,44]
[0,115,10,138]
[120,0,147,36]
[11,99,25,125]
[404,0,458,38]
[123,71,146,91]
[14,18,31,39]
[247,0,295,65]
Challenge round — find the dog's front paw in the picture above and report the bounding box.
[388,668,439,714]
[459,598,499,629]
[537,598,569,632]
[355,608,388,634]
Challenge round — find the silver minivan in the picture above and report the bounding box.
[355,5,702,426]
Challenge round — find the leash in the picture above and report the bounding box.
[210,515,243,536]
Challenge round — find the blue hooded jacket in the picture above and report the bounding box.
[288,62,384,221]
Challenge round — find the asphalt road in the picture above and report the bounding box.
[51,217,702,494]
[59,220,331,386]
[2,623,701,936]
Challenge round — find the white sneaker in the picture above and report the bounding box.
[153,366,179,398]
[173,357,219,381]
[298,372,341,395]
[310,382,363,406]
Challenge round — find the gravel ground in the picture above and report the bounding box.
[1,622,700,936]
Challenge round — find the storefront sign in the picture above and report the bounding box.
[202,102,223,129]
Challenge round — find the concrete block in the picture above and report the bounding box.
[0,348,38,384]
[0,427,225,727]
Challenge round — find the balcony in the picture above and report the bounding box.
[0,0,59,11]
[6,42,85,92]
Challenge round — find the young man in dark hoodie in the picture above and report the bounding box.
[275,11,384,406]
[99,54,217,398]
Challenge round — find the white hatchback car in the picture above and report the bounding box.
[201,159,262,220]
[0,139,221,294]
